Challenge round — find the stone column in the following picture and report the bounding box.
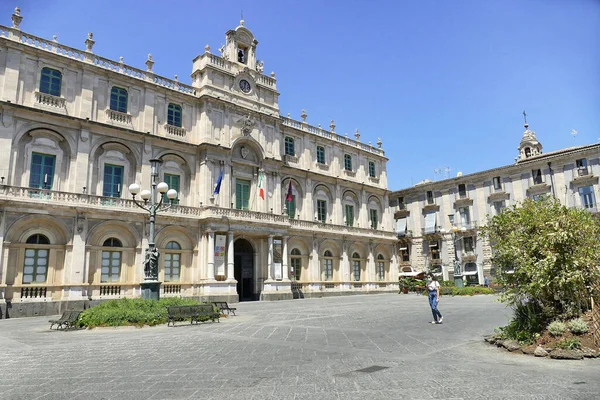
[207,230,215,280]
[226,231,235,281]
[267,235,273,280]
[341,241,350,284]
[0,210,6,289]
[311,237,319,282]
[282,236,289,280]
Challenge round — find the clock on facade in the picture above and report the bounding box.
[239,79,251,93]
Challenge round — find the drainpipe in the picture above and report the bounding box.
[547,161,556,197]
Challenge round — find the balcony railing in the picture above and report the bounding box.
[0,185,396,239]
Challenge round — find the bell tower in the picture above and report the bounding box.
[517,111,542,161]
[223,19,258,70]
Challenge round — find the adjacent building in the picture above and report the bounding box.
[391,120,600,284]
[0,9,399,316]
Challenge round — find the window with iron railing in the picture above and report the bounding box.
[492,176,502,191]
[458,184,467,198]
[532,169,543,185]
[576,158,589,176]
[426,191,434,205]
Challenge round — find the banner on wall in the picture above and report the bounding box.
[273,239,282,280]
[215,234,226,276]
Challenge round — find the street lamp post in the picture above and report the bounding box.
[128,159,178,300]
[448,214,464,288]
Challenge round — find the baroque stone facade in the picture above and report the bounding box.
[0,10,399,317]
[391,120,600,284]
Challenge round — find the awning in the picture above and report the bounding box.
[396,217,407,236]
[424,212,436,234]
[399,247,408,251]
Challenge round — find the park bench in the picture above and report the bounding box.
[49,310,82,330]
[212,301,237,316]
[167,304,220,327]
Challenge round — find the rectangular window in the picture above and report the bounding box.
[163,174,180,204]
[29,153,56,190]
[576,158,589,176]
[40,68,62,97]
[167,103,182,127]
[101,250,121,283]
[463,236,474,252]
[285,137,295,156]
[426,191,434,205]
[317,200,327,223]
[235,179,250,210]
[287,195,296,219]
[579,186,596,210]
[493,200,505,215]
[344,154,352,171]
[398,196,405,210]
[458,184,466,198]
[532,169,543,185]
[400,246,410,262]
[352,260,361,281]
[22,248,48,284]
[429,241,440,260]
[368,161,376,178]
[316,146,325,164]
[103,164,124,197]
[345,204,354,227]
[324,259,333,281]
[492,176,502,191]
[459,207,471,227]
[164,253,180,282]
[370,209,378,229]
[110,87,128,113]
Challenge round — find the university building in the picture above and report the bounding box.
[391,119,600,285]
[0,9,399,317]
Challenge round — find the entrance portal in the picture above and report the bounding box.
[234,239,255,301]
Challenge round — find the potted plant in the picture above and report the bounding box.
[399,277,413,294]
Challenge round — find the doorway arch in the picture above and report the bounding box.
[234,238,255,301]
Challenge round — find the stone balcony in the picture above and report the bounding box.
[0,185,396,240]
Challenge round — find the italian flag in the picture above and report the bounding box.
[258,171,265,200]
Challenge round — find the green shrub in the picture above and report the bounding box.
[547,320,567,337]
[553,338,581,350]
[567,318,590,335]
[78,298,206,328]
[440,280,455,287]
[451,287,495,296]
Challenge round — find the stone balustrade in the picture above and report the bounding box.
[34,91,66,108]
[0,185,395,239]
[0,24,196,98]
[164,124,186,137]
[280,116,385,157]
[106,109,132,125]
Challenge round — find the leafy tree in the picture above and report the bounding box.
[482,196,600,321]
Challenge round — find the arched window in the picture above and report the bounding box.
[323,250,333,281]
[352,252,361,281]
[167,103,182,128]
[377,254,385,281]
[101,237,122,282]
[110,87,128,113]
[40,67,62,97]
[164,241,181,282]
[103,238,122,247]
[285,136,295,156]
[26,234,50,245]
[23,234,50,284]
[291,248,301,281]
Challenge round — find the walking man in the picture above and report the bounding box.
[426,273,443,324]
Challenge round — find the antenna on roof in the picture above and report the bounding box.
[571,129,578,145]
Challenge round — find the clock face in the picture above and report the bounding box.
[239,79,251,93]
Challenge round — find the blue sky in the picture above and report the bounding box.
[3,0,599,190]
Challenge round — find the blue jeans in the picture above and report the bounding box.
[428,291,442,322]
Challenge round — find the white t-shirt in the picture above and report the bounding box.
[427,280,440,292]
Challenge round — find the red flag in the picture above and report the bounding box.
[286,180,293,203]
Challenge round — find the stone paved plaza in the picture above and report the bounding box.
[0,294,599,400]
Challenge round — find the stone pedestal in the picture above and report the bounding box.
[141,281,161,300]
[260,279,293,301]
